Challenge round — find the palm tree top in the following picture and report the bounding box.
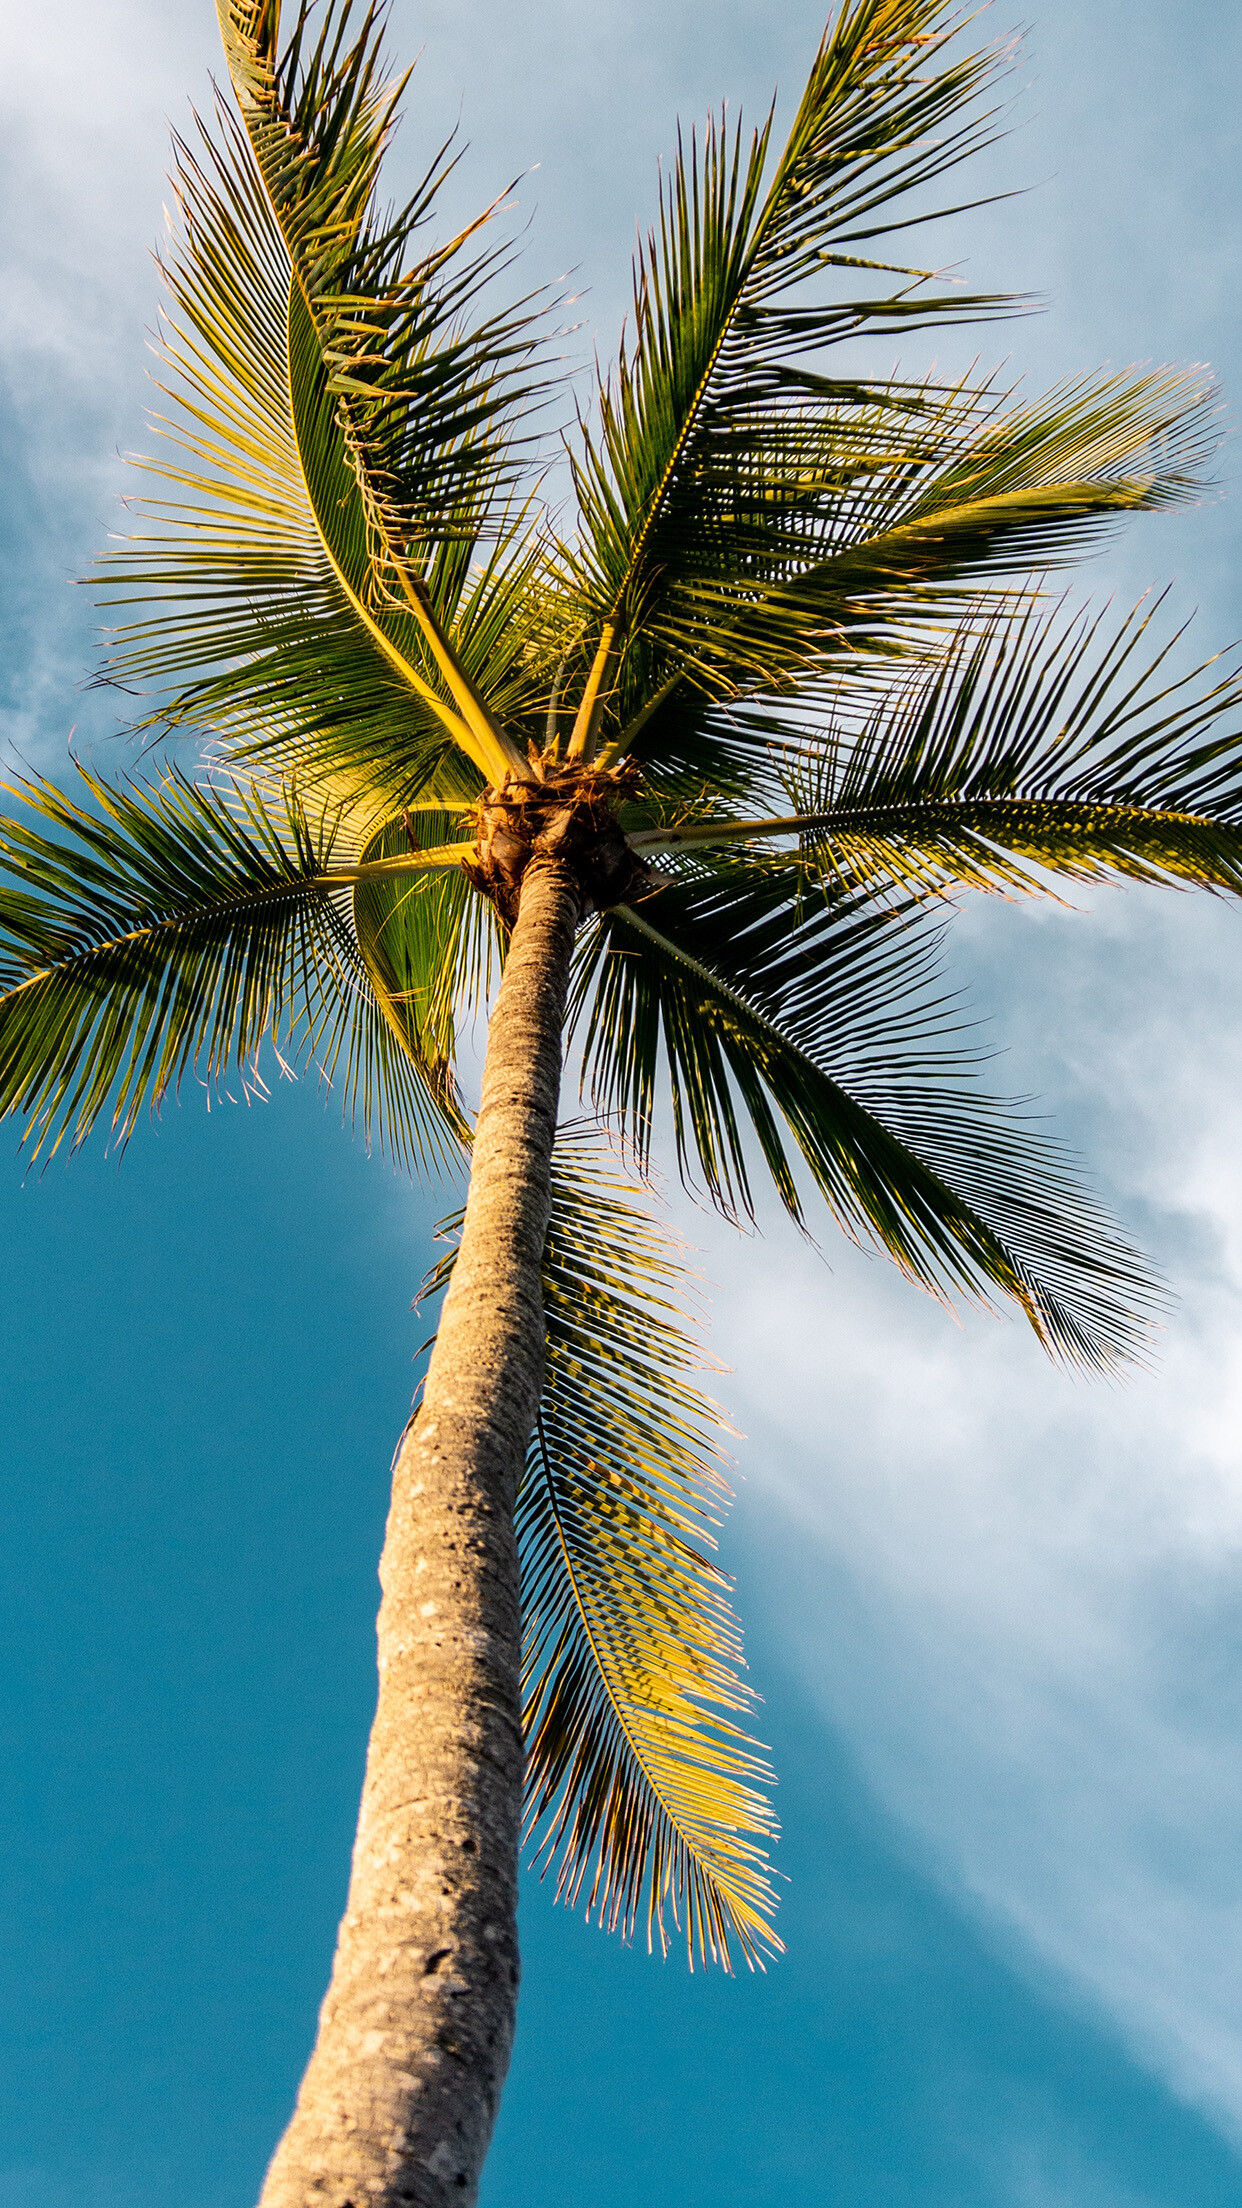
[104,0,1221,800]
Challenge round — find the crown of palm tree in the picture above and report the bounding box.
[5,0,1242,1968]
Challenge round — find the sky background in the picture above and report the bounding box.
[3,2,1242,2203]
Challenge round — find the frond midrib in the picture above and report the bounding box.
[0,871,336,1004]
[221,25,520,782]
[636,792,1241,851]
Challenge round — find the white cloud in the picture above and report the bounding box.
[0,1,217,763]
[681,886,1242,2144]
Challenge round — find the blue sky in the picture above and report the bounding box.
[3,3,1242,2203]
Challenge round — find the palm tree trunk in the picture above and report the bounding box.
[257,856,581,2208]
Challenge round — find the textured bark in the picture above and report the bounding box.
[462,760,649,926]
[257,858,581,2208]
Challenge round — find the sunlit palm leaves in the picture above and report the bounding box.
[427,1132,781,1968]
[101,0,564,795]
[216,0,548,549]
[0,763,464,1167]
[558,0,1216,765]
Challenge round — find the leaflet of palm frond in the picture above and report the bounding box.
[572,865,1158,1368]
[0,765,460,1173]
[217,0,555,551]
[352,811,495,1123]
[422,1131,780,1969]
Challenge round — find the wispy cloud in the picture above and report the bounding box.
[0,2,214,764]
[685,884,1242,2145]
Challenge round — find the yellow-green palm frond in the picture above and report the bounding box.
[216,0,550,553]
[0,763,467,1169]
[99,0,567,797]
[425,1131,781,1969]
[555,0,1216,766]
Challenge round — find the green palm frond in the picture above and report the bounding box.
[352,809,498,1101]
[424,1131,780,1969]
[629,592,1242,897]
[573,864,1159,1369]
[566,0,1012,605]
[217,0,549,544]
[99,0,566,795]
[660,368,1213,698]
[791,590,1242,893]
[555,0,1214,762]
[0,763,465,1167]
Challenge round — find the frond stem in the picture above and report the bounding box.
[392,563,528,783]
[567,622,620,760]
[628,794,1233,857]
[315,844,478,883]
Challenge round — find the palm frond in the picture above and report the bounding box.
[628,593,1242,898]
[585,361,1218,769]
[99,2,565,792]
[218,0,550,545]
[352,808,498,1105]
[0,763,463,1168]
[572,863,1160,1369]
[567,0,1013,614]
[424,1129,781,1969]
[216,0,563,771]
[789,590,1242,894]
[556,0,1215,762]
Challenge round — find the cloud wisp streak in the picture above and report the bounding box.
[0,2,217,765]
[693,886,1242,2146]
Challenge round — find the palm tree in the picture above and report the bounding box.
[4,0,1242,2198]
